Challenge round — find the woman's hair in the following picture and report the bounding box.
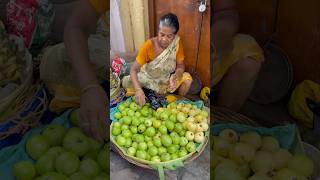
[159,13,179,34]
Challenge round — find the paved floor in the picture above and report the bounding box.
[110,144,210,180]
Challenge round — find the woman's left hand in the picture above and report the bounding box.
[168,74,177,93]
[79,86,108,142]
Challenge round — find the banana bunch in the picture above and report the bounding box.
[0,24,20,87]
[200,86,210,102]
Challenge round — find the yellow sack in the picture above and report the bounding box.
[288,80,320,128]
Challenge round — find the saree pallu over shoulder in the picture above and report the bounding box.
[123,36,180,94]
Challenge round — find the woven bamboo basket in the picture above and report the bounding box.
[0,36,33,122]
[0,82,48,141]
[111,124,209,170]
[212,106,259,126]
[111,101,210,170]
[0,34,48,141]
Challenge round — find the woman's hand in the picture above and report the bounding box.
[135,88,146,106]
[79,86,108,142]
[168,74,177,93]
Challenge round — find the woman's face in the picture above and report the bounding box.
[157,26,175,49]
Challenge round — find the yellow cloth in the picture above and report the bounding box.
[213,34,264,85]
[47,84,81,113]
[89,0,109,14]
[288,80,320,128]
[175,72,193,90]
[136,39,185,66]
[125,72,193,96]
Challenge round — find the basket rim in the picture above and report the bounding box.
[111,134,209,170]
[302,142,320,153]
[212,106,259,126]
[302,142,320,179]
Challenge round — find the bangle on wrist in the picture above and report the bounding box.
[81,84,101,94]
[136,88,143,93]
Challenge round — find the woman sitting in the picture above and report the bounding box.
[122,13,193,106]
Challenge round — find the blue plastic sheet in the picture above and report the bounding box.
[0,110,72,180]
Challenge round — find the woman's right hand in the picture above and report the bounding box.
[135,89,146,106]
[168,74,177,93]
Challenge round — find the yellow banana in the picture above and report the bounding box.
[0,56,16,69]
[200,86,210,102]
[9,70,20,82]
[0,29,20,86]
[125,87,135,97]
[166,95,177,103]
[4,63,17,78]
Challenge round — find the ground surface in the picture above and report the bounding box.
[110,145,210,180]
